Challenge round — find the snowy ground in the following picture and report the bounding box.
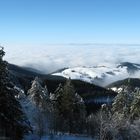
[52,65,129,86]
[24,134,94,140]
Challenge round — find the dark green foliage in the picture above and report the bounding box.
[52,79,86,134]
[45,79,116,114]
[0,47,30,140]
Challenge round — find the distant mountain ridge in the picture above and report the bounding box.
[107,78,140,89]
[52,62,140,86]
[106,78,140,93]
[117,62,140,74]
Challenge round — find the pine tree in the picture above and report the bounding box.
[0,47,30,140]
[53,79,86,134]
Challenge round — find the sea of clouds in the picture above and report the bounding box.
[4,44,140,74]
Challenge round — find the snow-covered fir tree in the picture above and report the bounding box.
[27,77,51,110]
[25,77,52,138]
[94,85,140,140]
[130,89,140,119]
[112,86,134,119]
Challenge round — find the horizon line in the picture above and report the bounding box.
[40,43,140,46]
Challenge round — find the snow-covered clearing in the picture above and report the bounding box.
[24,134,94,140]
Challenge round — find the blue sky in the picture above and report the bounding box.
[0,0,140,45]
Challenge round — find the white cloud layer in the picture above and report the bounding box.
[4,44,140,73]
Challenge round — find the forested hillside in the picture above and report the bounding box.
[1,48,140,140]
